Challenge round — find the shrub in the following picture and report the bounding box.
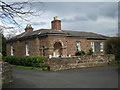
[104,37,120,60]
[75,51,86,56]
[2,56,48,69]
[0,53,2,61]
[87,48,93,55]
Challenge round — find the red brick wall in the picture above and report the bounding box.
[46,35,105,56]
[66,37,89,55]
[51,20,61,30]
[39,36,49,56]
[6,42,19,56]
[87,39,105,55]
[6,35,106,57]
[7,38,40,56]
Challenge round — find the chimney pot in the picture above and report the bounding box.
[25,24,33,32]
[54,16,58,20]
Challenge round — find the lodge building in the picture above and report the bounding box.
[6,16,108,57]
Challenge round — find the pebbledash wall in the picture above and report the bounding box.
[45,54,115,71]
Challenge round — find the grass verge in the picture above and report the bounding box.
[11,65,49,70]
[109,60,120,66]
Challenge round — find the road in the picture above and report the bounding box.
[3,66,118,88]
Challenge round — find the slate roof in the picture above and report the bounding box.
[8,29,108,42]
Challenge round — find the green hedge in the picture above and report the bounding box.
[3,56,49,68]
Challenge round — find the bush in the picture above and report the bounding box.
[0,53,2,61]
[87,48,93,55]
[75,51,86,56]
[2,56,49,68]
[104,37,120,60]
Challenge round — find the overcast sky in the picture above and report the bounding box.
[3,2,118,37]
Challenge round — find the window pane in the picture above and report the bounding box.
[76,41,81,51]
[90,42,95,52]
[11,46,13,56]
[26,44,29,56]
[100,42,104,52]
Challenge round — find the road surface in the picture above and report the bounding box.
[3,66,118,88]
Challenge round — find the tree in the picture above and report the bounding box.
[2,34,6,56]
[104,37,120,60]
[0,33,6,56]
[0,0,44,56]
[0,0,44,30]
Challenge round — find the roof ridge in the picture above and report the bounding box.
[63,30,90,32]
[35,28,51,31]
[89,32,108,37]
[12,32,26,39]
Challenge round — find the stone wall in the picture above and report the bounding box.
[0,61,13,85]
[46,54,115,71]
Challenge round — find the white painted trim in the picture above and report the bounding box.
[25,44,29,56]
[76,41,81,51]
[90,42,95,52]
[10,45,14,56]
[100,42,104,52]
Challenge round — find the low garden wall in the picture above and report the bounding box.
[46,54,115,71]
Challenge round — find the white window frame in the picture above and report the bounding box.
[10,45,14,56]
[76,41,81,51]
[100,42,104,52]
[90,42,95,52]
[25,44,29,56]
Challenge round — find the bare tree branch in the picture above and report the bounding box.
[0,0,44,31]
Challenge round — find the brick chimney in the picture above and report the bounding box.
[25,24,33,32]
[51,16,61,30]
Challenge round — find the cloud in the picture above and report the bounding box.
[32,22,46,25]
[62,15,98,23]
[2,2,118,37]
[62,16,87,22]
[45,2,117,18]
[3,0,119,2]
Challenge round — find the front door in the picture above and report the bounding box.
[53,42,62,57]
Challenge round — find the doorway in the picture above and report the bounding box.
[53,42,62,57]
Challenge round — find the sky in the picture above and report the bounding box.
[2,1,118,37]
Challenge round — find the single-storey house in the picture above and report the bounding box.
[6,16,108,57]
